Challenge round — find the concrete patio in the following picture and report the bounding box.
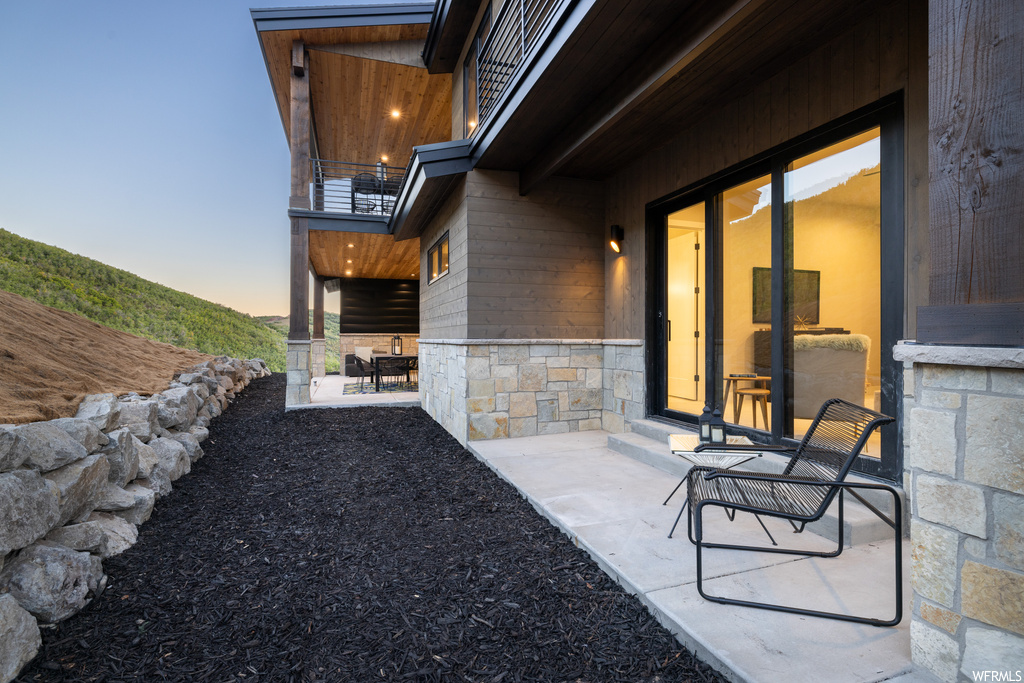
[300,373,420,409]
[467,429,931,683]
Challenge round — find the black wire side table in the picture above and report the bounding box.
[663,434,762,539]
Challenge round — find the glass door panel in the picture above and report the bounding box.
[785,128,881,455]
[721,174,772,429]
[666,202,705,414]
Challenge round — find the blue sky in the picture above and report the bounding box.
[0,1,342,316]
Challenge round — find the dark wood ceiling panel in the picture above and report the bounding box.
[309,230,420,280]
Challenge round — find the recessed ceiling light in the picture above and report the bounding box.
[347,259,352,264]
[347,243,354,248]
[381,155,389,163]
[391,110,400,118]
[345,270,352,275]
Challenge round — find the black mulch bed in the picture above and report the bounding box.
[18,374,724,683]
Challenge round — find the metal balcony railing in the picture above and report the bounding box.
[476,0,562,129]
[308,159,406,217]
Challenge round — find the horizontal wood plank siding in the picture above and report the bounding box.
[604,0,927,340]
[420,176,469,338]
[465,170,605,339]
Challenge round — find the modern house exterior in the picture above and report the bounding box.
[252,1,1024,678]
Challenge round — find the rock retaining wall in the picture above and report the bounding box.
[0,356,270,683]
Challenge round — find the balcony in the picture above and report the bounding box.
[308,159,406,217]
[474,0,563,132]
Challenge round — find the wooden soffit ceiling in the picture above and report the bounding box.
[259,24,452,169]
[309,230,420,281]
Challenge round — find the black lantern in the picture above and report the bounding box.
[709,408,727,445]
[391,334,403,356]
[698,404,712,443]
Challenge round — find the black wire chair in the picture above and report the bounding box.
[352,356,375,390]
[685,397,902,626]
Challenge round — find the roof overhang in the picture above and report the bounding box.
[390,139,474,241]
[421,0,479,73]
[251,3,449,170]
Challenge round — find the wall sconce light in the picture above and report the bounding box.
[610,225,624,253]
[392,334,403,356]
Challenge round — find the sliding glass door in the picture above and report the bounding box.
[652,102,902,479]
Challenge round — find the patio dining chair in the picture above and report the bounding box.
[353,356,375,390]
[685,398,902,626]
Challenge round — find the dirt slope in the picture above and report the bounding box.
[0,289,212,424]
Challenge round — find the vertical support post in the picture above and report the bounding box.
[286,40,312,407]
[310,275,326,382]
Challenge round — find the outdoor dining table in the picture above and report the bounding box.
[372,354,414,392]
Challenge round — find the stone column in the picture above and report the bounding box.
[894,343,1024,681]
[285,340,312,407]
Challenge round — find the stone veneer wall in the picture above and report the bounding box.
[418,339,643,446]
[310,339,326,381]
[285,340,310,407]
[894,342,1024,681]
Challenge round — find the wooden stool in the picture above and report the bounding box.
[734,387,770,429]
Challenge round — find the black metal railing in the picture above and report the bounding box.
[308,158,406,217]
[476,0,562,129]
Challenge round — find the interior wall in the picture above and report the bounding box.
[419,176,469,338]
[604,0,928,341]
[465,170,606,339]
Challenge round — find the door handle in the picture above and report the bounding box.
[667,320,671,341]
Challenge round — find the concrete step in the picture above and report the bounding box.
[609,421,905,547]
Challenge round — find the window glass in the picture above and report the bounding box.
[666,202,706,415]
[786,128,881,455]
[428,233,449,284]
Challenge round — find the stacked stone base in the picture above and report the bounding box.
[896,342,1024,680]
[0,356,270,683]
[418,339,644,445]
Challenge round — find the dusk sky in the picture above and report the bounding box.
[0,0,353,316]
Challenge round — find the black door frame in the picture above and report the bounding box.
[646,94,904,480]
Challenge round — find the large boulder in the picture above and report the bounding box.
[0,541,106,623]
[1,424,25,472]
[49,418,108,454]
[156,387,202,430]
[189,425,210,443]
[0,593,41,683]
[12,422,88,473]
[44,521,109,556]
[43,454,111,526]
[85,512,138,558]
[134,440,158,479]
[166,431,203,463]
[114,399,160,443]
[149,438,190,482]
[136,438,188,498]
[99,429,140,486]
[109,483,155,525]
[74,393,120,431]
[0,470,61,556]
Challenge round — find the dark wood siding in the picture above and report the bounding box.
[919,0,1024,345]
[340,278,420,334]
[465,170,605,339]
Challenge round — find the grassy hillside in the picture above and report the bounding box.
[0,228,287,371]
[260,311,341,373]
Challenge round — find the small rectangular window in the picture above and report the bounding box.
[428,232,449,284]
